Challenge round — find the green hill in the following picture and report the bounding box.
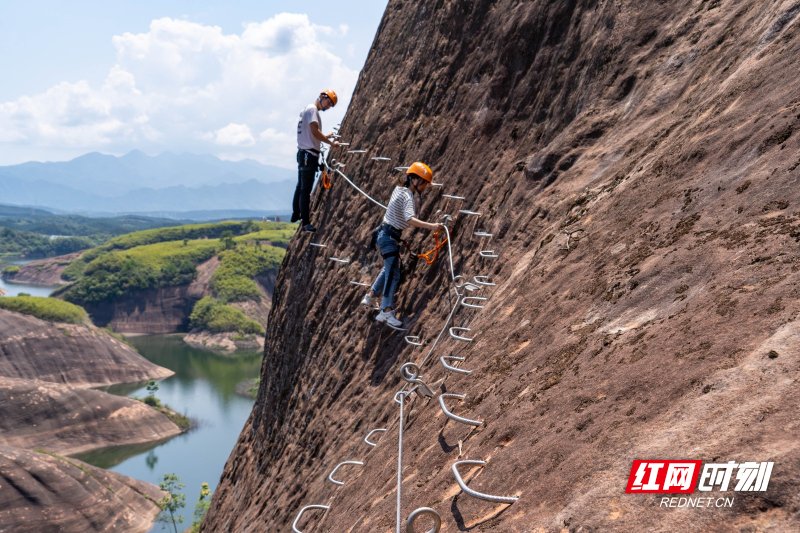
[56,220,293,337]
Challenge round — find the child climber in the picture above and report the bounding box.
[362,162,443,328]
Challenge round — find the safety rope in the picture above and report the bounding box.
[323,159,387,209]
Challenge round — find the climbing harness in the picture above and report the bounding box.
[417,230,449,266]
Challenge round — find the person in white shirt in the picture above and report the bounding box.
[361,162,443,328]
[292,89,339,233]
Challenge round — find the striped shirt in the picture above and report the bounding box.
[383,187,417,231]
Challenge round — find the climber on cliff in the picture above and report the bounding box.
[292,89,340,233]
[361,162,444,328]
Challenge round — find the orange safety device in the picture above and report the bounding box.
[406,162,433,183]
[321,169,332,189]
[321,89,338,106]
[417,230,448,265]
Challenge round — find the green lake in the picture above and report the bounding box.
[76,335,262,532]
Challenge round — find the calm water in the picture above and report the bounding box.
[0,263,59,297]
[77,335,262,532]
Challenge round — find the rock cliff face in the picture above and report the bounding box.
[0,376,181,455]
[0,309,173,387]
[204,1,800,531]
[82,257,276,335]
[0,445,162,533]
[83,256,220,334]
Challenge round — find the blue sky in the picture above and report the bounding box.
[0,1,388,166]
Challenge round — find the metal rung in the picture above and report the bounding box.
[327,460,365,486]
[449,327,474,342]
[364,428,387,447]
[292,504,330,533]
[329,257,351,264]
[459,210,481,216]
[451,460,520,504]
[309,243,326,248]
[439,393,482,426]
[431,182,443,188]
[407,507,441,533]
[350,280,371,287]
[454,277,481,292]
[443,194,465,200]
[335,162,346,168]
[479,250,498,258]
[440,355,473,375]
[404,335,423,346]
[347,149,367,154]
[461,296,488,309]
[337,142,350,146]
[400,362,434,397]
[394,166,410,171]
[473,276,495,286]
[474,231,493,238]
[371,156,391,161]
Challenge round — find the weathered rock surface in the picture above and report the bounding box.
[183,331,261,353]
[0,445,162,533]
[0,309,173,387]
[2,253,79,286]
[0,376,181,455]
[205,1,800,531]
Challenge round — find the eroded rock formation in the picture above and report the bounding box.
[0,308,178,532]
[0,445,162,533]
[205,1,799,531]
[2,252,78,286]
[0,308,173,387]
[0,376,181,455]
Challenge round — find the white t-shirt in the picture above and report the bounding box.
[296,104,321,151]
[383,187,418,230]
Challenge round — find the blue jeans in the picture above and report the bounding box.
[371,229,401,310]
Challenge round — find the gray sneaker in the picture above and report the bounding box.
[375,309,402,328]
[360,293,374,307]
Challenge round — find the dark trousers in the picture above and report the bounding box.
[293,149,318,225]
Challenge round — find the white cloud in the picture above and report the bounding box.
[210,123,255,147]
[0,13,358,168]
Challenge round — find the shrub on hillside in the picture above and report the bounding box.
[211,245,284,302]
[189,296,264,335]
[0,295,88,324]
[62,254,159,303]
[2,265,21,278]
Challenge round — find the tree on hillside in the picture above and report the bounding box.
[220,230,236,250]
[156,473,186,533]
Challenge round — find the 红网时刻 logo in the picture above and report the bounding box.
[626,460,773,508]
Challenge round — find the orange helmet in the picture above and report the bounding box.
[406,161,433,183]
[321,89,338,106]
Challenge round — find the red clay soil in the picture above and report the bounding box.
[203,1,800,531]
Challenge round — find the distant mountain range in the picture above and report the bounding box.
[0,151,297,215]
